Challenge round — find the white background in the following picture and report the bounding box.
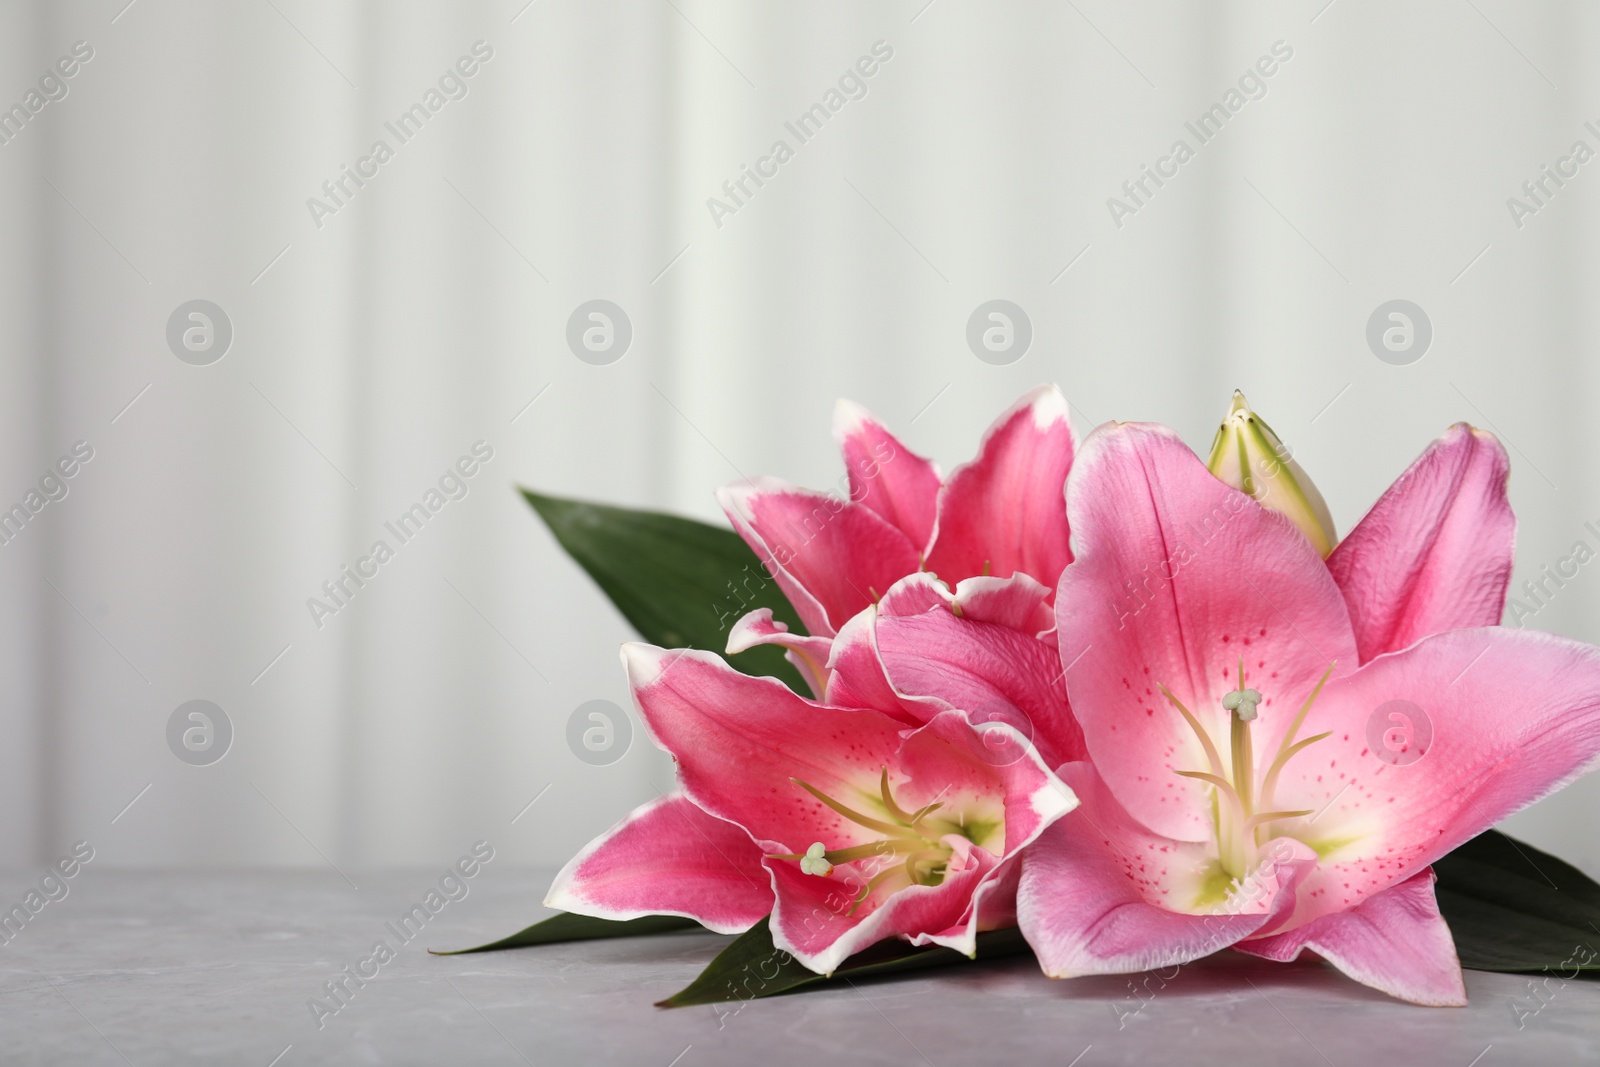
[2,0,1598,878]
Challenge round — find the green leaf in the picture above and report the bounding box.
[656,917,1032,1007]
[522,489,808,693]
[429,912,702,955]
[1435,830,1600,973]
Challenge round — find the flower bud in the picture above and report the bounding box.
[1206,391,1337,556]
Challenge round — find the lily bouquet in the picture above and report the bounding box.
[446,387,1600,1008]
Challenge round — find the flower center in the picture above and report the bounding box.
[1159,658,1335,883]
[771,769,997,914]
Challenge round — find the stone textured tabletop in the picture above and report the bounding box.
[3,867,1597,1066]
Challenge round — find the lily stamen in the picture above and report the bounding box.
[1161,659,1337,881]
[774,768,995,911]
[799,842,833,876]
[791,778,918,839]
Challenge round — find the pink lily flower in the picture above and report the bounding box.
[545,643,1078,973]
[717,385,1077,650]
[1017,420,1600,1005]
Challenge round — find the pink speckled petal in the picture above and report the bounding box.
[622,643,906,851]
[1261,627,1600,930]
[1056,422,1358,842]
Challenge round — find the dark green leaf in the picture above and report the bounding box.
[656,917,1031,1007]
[522,489,808,692]
[1435,830,1600,973]
[429,912,702,955]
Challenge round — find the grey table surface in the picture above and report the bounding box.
[2,867,1596,1066]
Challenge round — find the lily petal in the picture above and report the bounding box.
[544,793,771,934]
[925,385,1076,591]
[834,399,943,551]
[873,607,1085,768]
[1056,422,1358,841]
[823,606,936,724]
[1265,627,1600,930]
[767,847,996,975]
[622,643,906,852]
[910,855,1025,955]
[718,477,920,637]
[945,574,1056,636]
[875,571,1052,636]
[823,572,1074,761]
[1236,868,1467,1006]
[876,572,952,619]
[895,711,1079,860]
[727,607,835,698]
[1327,424,1514,662]
[870,566,1056,633]
[1017,763,1315,977]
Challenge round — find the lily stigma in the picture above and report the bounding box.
[1160,658,1336,888]
[773,769,1002,913]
